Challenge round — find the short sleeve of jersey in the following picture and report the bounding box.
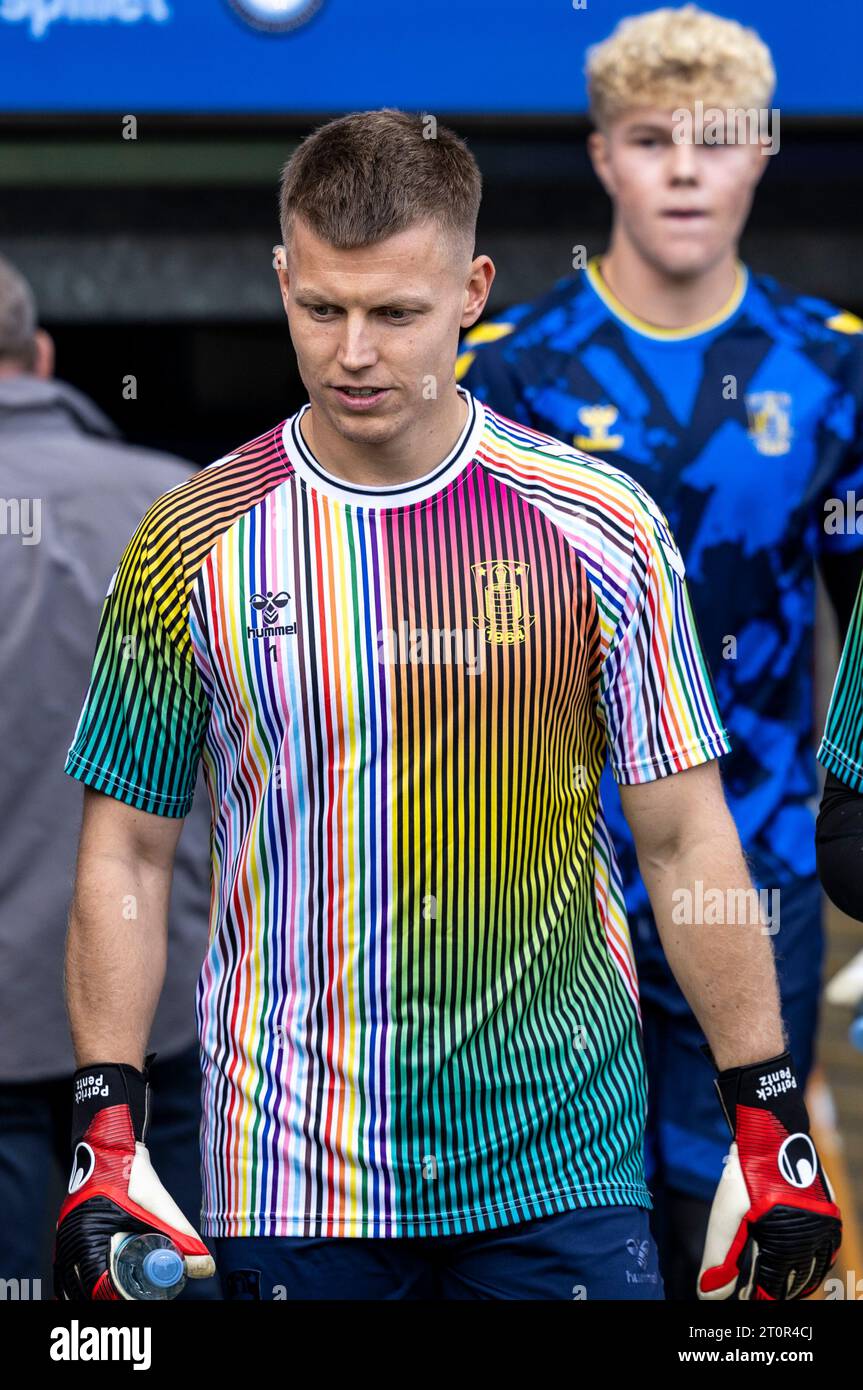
[64,501,210,817]
[818,569,863,790]
[599,488,731,785]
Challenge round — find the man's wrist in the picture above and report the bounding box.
[71,1051,157,1147]
[701,1043,789,1078]
[700,1047,808,1137]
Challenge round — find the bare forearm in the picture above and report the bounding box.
[65,850,170,1070]
[638,828,786,1070]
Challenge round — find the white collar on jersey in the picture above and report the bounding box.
[281,386,486,508]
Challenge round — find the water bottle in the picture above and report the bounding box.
[113,1232,187,1301]
[850,1000,863,1052]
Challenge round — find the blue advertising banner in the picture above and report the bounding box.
[0,0,859,115]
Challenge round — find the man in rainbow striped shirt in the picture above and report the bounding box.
[54,109,839,1302]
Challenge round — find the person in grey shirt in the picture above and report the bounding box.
[0,253,220,1299]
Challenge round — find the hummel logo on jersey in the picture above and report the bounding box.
[574,403,624,452]
[248,590,297,638]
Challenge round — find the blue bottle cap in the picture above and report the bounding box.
[142,1248,185,1288]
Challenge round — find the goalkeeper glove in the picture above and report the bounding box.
[53,1053,216,1301]
[697,1049,841,1300]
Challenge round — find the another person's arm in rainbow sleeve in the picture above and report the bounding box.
[816,568,863,922]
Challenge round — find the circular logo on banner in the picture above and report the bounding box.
[778,1133,818,1188]
[224,0,323,32]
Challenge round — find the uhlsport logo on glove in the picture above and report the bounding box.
[68,1142,96,1195]
[778,1133,818,1188]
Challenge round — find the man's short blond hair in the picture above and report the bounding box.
[586,4,776,129]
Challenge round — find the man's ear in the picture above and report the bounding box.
[587,129,615,199]
[33,329,54,380]
[272,245,291,315]
[461,254,496,331]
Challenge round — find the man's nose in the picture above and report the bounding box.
[337,313,378,369]
[667,138,701,183]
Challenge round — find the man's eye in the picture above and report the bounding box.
[310,305,336,318]
[383,308,411,321]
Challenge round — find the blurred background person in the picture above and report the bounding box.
[456,4,863,1298]
[0,253,220,1300]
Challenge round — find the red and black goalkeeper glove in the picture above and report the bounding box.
[53,1054,215,1301]
[698,1049,842,1300]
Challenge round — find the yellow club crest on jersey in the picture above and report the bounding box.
[745,390,793,456]
[574,404,624,452]
[471,561,536,645]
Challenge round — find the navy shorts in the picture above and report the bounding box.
[639,876,824,1204]
[214,1205,664,1300]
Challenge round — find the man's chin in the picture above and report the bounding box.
[319,400,403,446]
[643,226,731,279]
[651,246,728,282]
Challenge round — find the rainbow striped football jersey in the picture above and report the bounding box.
[64,387,730,1237]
